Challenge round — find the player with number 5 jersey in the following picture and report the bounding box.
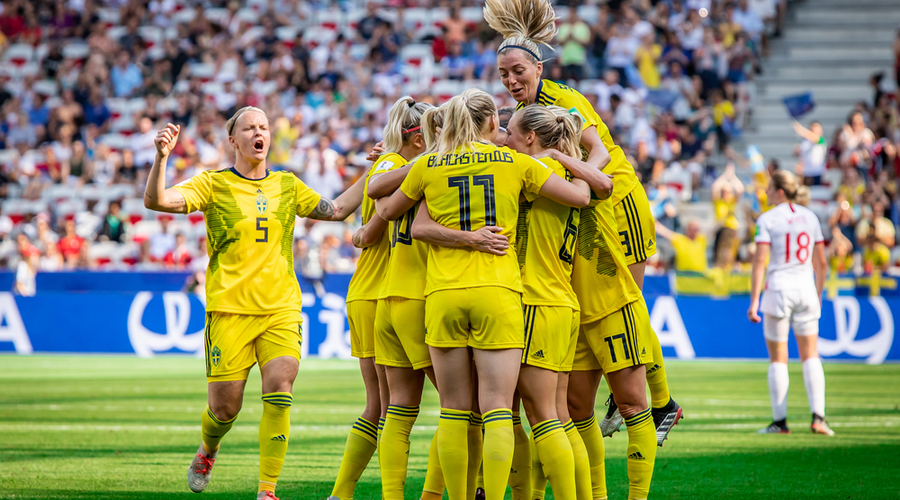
[749,170,832,436]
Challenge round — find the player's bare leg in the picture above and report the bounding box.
[796,334,832,436]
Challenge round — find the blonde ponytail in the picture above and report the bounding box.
[484,0,558,63]
[771,170,800,202]
[382,96,433,153]
[436,88,497,160]
[515,105,582,159]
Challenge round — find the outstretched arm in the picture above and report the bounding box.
[410,200,510,255]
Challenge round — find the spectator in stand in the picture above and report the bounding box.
[97,200,125,243]
[656,219,709,272]
[148,216,176,263]
[110,49,143,98]
[58,218,85,267]
[792,121,826,185]
[557,6,591,82]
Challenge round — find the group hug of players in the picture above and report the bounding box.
[324,2,684,500]
[146,0,685,499]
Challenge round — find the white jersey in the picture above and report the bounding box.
[754,202,824,291]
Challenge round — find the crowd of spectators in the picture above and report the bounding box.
[0,0,791,291]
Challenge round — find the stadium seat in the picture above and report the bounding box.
[399,44,433,67]
[3,44,33,66]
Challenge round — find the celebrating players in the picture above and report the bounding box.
[375,88,593,500]
[483,0,681,446]
[748,171,833,436]
[144,107,368,500]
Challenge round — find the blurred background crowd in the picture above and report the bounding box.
[0,0,897,295]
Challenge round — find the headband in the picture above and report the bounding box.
[403,125,421,134]
[498,44,541,62]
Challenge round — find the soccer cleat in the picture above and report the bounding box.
[187,444,217,493]
[652,398,683,447]
[257,491,279,500]
[811,414,835,436]
[600,394,623,437]
[758,421,791,434]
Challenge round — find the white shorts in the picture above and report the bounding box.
[760,288,820,341]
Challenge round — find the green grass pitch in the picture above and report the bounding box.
[1,356,898,500]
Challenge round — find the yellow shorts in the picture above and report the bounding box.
[522,305,580,372]
[572,297,656,373]
[425,286,524,350]
[375,297,432,370]
[615,185,657,265]
[347,300,377,358]
[204,309,303,383]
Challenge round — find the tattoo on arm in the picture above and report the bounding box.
[308,198,336,220]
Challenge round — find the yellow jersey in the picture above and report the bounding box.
[400,142,553,295]
[571,198,642,323]
[347,152,405,303]
[174,168,321,314]
[518,79,639,205]
[670,233,709,272]
[516,157,580,310]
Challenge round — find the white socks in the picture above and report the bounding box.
[767,362,790,422]
[802,357,826,417]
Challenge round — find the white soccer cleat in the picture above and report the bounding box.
[600,394,623,437]
[188,444,217,493]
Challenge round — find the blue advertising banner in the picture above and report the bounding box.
[0,276,895,364]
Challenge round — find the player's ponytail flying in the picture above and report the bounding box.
[516,105,583,159]
[383,96,433,154]
[483,0,558,63]
[436,88,497,160]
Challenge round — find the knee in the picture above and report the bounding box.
[209,398,242,421]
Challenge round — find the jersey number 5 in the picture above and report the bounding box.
[785,232,810,263]
[448,175,496,231]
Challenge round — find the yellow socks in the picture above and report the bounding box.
[482,409,515,500]
[508,413,531,500]
[646,333,671,409]
[259,392,292,493]
[421,431,444,500]
[201,406,236,455]
[564,419,592,500]
[529,431,547,500]
[532,419,576,500]
[574,414,607,500]
[623,409,656,500]
[330,417,378,500]
[381,405,419,500]
[438,409,470,500]
[467,413,484,499]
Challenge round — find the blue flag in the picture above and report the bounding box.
[783,92,815,119]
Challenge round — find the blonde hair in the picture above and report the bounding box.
[383,96,433,153]
[421,105,446,150]
[437,88,497,160]
[484,0,558,64]
[771,170,800,202]
[794,185,811,206]
[225,106,267,136]
[515,105,582,159]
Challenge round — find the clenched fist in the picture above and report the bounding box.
[155,123,181,157]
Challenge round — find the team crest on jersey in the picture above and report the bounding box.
[211,346,221,366]
[256,191,268,214]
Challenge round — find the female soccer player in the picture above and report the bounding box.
[483,0,681,446]
[748,171,832,436]
[145,108,367,500]
[374,88,592,500]
[329,96,433,500]
[414,104,614,500]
